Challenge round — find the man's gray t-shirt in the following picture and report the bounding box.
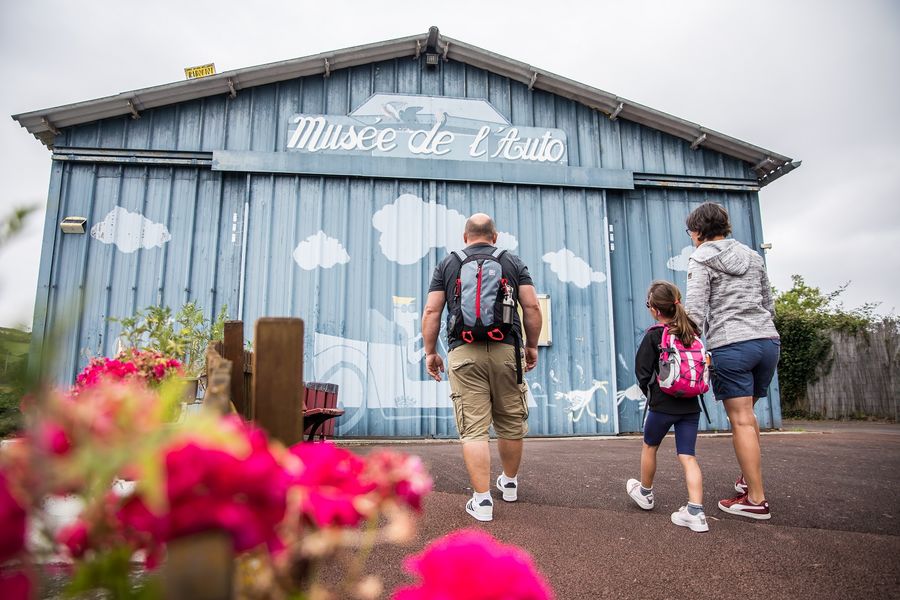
[428,243,534,350]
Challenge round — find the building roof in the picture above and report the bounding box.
[11,29,799,185]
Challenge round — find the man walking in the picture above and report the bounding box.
[422,213,542,521]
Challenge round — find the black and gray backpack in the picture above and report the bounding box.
[449,248,522,382]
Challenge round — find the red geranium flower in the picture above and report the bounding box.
[289,442,377,528]
[363,450,432,512]
[0,471,27,563]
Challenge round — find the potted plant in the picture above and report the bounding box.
[110,302,227,402]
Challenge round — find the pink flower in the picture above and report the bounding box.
[35,422,71,456]
[392,529,555,600]
[0,471,27,563]
[57,520,89,558]
[0,569,32,600]
[74,357,139,393]
[364,451,432,512]
[289,442,377,528]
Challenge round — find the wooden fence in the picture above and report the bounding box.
[806,322,899,419]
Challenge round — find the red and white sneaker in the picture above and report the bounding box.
[718,493,770,520]
[734,475,748,495]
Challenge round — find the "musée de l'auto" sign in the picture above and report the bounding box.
[285,93,568,165]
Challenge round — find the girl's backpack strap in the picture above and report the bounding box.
[699,394,712,426]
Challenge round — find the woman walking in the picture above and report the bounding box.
[684,202,780,520]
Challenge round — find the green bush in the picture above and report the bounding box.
[0,327,30,438]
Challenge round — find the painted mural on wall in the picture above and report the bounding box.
[372,193,518,264]
[292,231,350,270]
[90,206,171,253]
[556,380,610,424]
[667,246,694,272]
[310,294,539,432]
[542,248,607,287]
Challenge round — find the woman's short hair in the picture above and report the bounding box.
[685,202,732,241]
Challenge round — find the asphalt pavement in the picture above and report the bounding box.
[343,420,900,600]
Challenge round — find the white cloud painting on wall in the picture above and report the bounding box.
[292,231,350,270]
[372,194,518,265]
[542,248,606,287]
[667,246,694,272]
[90,206,171,253]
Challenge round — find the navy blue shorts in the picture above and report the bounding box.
[643,411,700,456]
[710,338,781,401]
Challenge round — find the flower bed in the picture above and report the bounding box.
[0,354,554,599]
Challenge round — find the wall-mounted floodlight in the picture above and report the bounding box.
[760,242,773,250]
[60,216,87,234]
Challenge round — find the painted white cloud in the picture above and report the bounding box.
[292,231,350,270]
[372,194,518,265]
[667,245,694,272]
[90,206,171,253]
[542,248,606,287]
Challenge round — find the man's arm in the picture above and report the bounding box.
[517,284,542,371]
[422,290,446,381]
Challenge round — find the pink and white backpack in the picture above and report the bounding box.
[653,324,710,398]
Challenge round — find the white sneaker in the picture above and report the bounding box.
[671,506,709,532]
[466,497,493,522]
[496,475,518,502]
[626,478,654,510]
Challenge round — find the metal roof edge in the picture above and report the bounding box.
[11,29,797,182]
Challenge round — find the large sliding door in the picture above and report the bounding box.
[239,174,618,437]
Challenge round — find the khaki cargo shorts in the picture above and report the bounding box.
[447,342,529,442]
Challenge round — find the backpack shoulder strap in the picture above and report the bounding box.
[659,324,675,347]
[491,247,507,259]
[451,250,467,264]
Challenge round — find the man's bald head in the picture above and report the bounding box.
[464,213,497,244]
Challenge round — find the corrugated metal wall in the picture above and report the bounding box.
[41,164,242,380]
[38,54,780,435]
[60,58,755,178]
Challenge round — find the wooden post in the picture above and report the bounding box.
[252,318,304,446]
[163,531,234,600]
[204,344,233,415]
[223,320,247,418]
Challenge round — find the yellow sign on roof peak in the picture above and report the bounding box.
[184,63,216,79]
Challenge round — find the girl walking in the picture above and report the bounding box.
[626,280,708,532]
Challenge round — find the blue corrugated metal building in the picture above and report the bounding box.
[14,28,799,437]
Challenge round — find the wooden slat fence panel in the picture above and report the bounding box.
[806,323,899,419]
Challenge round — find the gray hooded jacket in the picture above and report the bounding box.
[685,239,778,350]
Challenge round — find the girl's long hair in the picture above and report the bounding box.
[647,280,700,346]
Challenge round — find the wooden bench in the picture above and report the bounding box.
[213,320,343,444]
[303,382,344,441]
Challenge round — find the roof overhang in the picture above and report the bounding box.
[11,29,798,185]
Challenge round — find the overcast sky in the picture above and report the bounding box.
[1,0,898,328]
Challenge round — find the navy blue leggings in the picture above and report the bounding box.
[643,411,700,456]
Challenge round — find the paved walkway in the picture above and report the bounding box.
[346,421,900,599]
